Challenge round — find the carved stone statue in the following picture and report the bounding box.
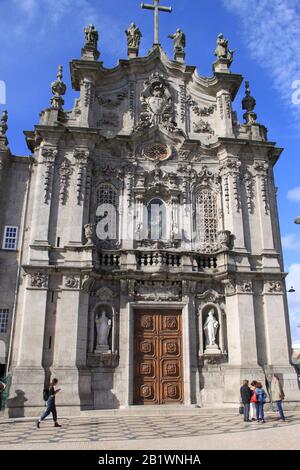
[125,23,142,49]
[168,29,186,53]
[82,24,99,60]
[203,308,219,347]
[0,110,8,136]
[95,309,112,351]
[84,24,99,47]
[214,33,235,66]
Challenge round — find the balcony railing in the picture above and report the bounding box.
[136,251,182,269]
[97,249,220,273]
[98,252,120,269]
[194,255,218,271]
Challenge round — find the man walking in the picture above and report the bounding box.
[271,374,286,421]
[240,379,252,422]
[37,378,62,428]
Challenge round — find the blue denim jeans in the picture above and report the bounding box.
[40,398,57,422]
[255,402,265,421]
[276,400,285,420]
[243,403,250,421]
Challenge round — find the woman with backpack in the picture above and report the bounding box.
[36,378,62,428]
[255,382,267,423]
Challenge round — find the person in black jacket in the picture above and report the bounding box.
[240,380,252,422]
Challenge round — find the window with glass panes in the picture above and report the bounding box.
[0,309,9,333]
[2,226,18,250]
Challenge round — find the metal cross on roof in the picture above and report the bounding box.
[141,0,172,46]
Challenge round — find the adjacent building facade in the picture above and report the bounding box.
[0,19,299,416]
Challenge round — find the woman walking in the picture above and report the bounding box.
[37,378,62,428]
[255,382,267,423]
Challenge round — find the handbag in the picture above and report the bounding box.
[239,405,244,415]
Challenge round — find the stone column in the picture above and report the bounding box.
[67,148,91,245]
[114,280,132,406]
[216,90,234,138]
[7,272,49,417]
[262,281,299,402]
[52,274,91,413]
[121,165,136,249]
[223,279,262,403]
[254,160,278,269]
[30,146,57,262]
[263,281,290,365]
[79,78,95,127]
[220,156,249,261]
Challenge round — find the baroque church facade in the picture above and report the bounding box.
[0,7,299,416]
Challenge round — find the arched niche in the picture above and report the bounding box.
[197,301,227,356]
[88,302,117,354]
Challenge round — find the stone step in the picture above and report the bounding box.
[79,404,238,417]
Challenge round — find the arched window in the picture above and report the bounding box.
[147,198,166,240]
[196,190,218,250]
[96,183,118,240]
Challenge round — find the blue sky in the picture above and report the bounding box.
[0,0,300,345]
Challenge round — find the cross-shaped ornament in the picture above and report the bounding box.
[141,0,172,46]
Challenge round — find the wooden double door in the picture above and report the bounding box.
[133,309,183,405]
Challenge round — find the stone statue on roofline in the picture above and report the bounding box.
[126,23,142,49]
[82,24,100,60]
[125,23,142,58]
[84,24,99,47]
[214,33,235,67]
[168,28,186,62]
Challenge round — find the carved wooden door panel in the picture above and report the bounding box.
[134,309,183,405]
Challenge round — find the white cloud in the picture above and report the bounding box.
[222,0,300,129]
[286,263,300,343]
[0,0,123,55]
[282,233,300,251]
[287,187,300,204]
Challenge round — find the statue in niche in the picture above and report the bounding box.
[95,308,112,351]
[203,308,219,348]
[125,23,142,49]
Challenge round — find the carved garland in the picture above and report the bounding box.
[65,275,80,289]
[254,161,269,214]
[220,159,241,213]
[42,148,57,203]
[74,149,89,205]
[58,158,73,204]
[30,272,48,288]
[243,170,255,213]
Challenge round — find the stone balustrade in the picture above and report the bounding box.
[97,249,221,273]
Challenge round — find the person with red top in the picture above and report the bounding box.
[249,380,257,421]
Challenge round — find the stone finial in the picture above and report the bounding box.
[242,81,257,124]
[82,24,100,60]
[213,33,235,73]
[50,65,67,110]
[0,109,8,136]
[125,23,142,59]
[168,28,186,63]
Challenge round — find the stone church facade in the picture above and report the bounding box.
[0,18,299,416]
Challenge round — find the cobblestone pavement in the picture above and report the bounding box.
[1,411,300,450]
